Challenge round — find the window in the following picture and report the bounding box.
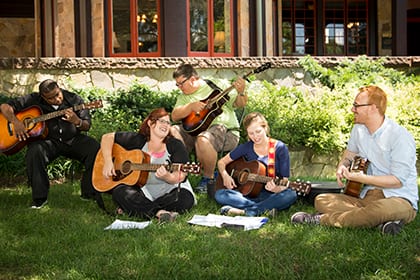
[108,0,160,57]
[282,0,316,55]
[324,0,367,55]
[188,0,234,56]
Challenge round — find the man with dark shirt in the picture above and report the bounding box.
[0,79,100,208]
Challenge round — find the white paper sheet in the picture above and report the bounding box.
[187,214,269,231]
[104,219,152,230]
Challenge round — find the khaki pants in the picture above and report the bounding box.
[315,189,417,228]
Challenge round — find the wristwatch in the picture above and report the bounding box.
[76,119,83,128]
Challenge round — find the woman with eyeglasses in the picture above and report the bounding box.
[99,108,196,222]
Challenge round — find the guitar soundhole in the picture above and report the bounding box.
[23,118,35,131]
[120,161,132,175]
[237,169,250,185]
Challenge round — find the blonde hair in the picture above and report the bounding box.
[242,112,270,136]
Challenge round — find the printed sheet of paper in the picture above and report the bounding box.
[188,214,269,231]
[104,219,152,230]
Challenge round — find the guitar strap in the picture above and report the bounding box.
[267,138,276,178]
[204,79,222,91]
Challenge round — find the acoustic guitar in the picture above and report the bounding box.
[181,63,271,136]
[0,100,103,155]
[92,143,201,192]
[215,157,311,198]
[344,155,370,197]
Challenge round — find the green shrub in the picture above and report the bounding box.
[1,57,419,182]
[247,82,349,154]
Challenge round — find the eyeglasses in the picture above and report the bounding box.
[175,76,190,87]
[352,103,372,108]
[156,119,171,125]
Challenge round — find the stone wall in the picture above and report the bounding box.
[0,56,419,177]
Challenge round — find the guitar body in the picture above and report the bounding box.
[215,157,267,197]
[181,89,227,136]
[92,143,149,192]
[0,106,47,155]
[215,157,312,198]
[0,100,102,156]
[181,63,272,136]
[344,156,370,197]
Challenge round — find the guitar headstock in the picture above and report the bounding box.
[181,162,201,175]
[253,62,272,74]
[84,100,103,110]
[289,180,312,196]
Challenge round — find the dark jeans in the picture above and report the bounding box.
[112,185,195,219]
[26,134,100,201]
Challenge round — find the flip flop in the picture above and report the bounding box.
[220,205,233,216]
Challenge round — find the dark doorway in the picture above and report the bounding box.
[407,9,420,55]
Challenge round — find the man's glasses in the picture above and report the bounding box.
[352,103,372,108]
[156,119,171,125]
[175,76,190,87]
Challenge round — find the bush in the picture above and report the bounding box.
[1,57,419,182]
[246,81,349,154]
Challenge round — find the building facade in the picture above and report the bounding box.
[0,0,419,58]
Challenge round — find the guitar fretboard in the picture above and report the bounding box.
[31,101,102,124]
[232,170,280,185]
[129,163,183,172]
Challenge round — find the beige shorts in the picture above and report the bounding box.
[172,124,239,153]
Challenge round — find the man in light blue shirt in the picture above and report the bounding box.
[291,85,418,235]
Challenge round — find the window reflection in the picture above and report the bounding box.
[137,0,158,53]
[112,0,131,53]
[213,0,231,53]
[190,0,208,52]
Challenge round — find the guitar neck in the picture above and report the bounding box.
[130,163,182,172]
[207,70,255,105]
[32,104,87,124]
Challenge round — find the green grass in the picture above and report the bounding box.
[0,182,419,280]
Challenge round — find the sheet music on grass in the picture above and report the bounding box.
[188,214,269,231]
[104,219,152,230]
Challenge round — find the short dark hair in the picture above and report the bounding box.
[39,79,59,96]
[173,64,199,79]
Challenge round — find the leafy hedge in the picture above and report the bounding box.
[1,56,419,182]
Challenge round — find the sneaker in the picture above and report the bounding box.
[31,199,48,209]
[157,211,179,224]
[380,220,404,235]
[196,177,210,193]
[291,211,321,225]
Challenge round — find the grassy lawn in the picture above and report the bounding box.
[0,182,419,280]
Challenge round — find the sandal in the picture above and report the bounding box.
[220,205,245,216]
[220,205,233,216]
[157,210,179,223]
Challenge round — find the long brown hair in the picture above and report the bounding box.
[138,108,172,142]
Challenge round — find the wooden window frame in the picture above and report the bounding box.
[323,0,368,56]
[187,0,235,57]
[107,0,161,57]
[281,0,316,56]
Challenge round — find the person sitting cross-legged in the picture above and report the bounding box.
[215,112,297,217]
[291,85,418,235]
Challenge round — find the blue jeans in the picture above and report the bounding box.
[215,188,297,216]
